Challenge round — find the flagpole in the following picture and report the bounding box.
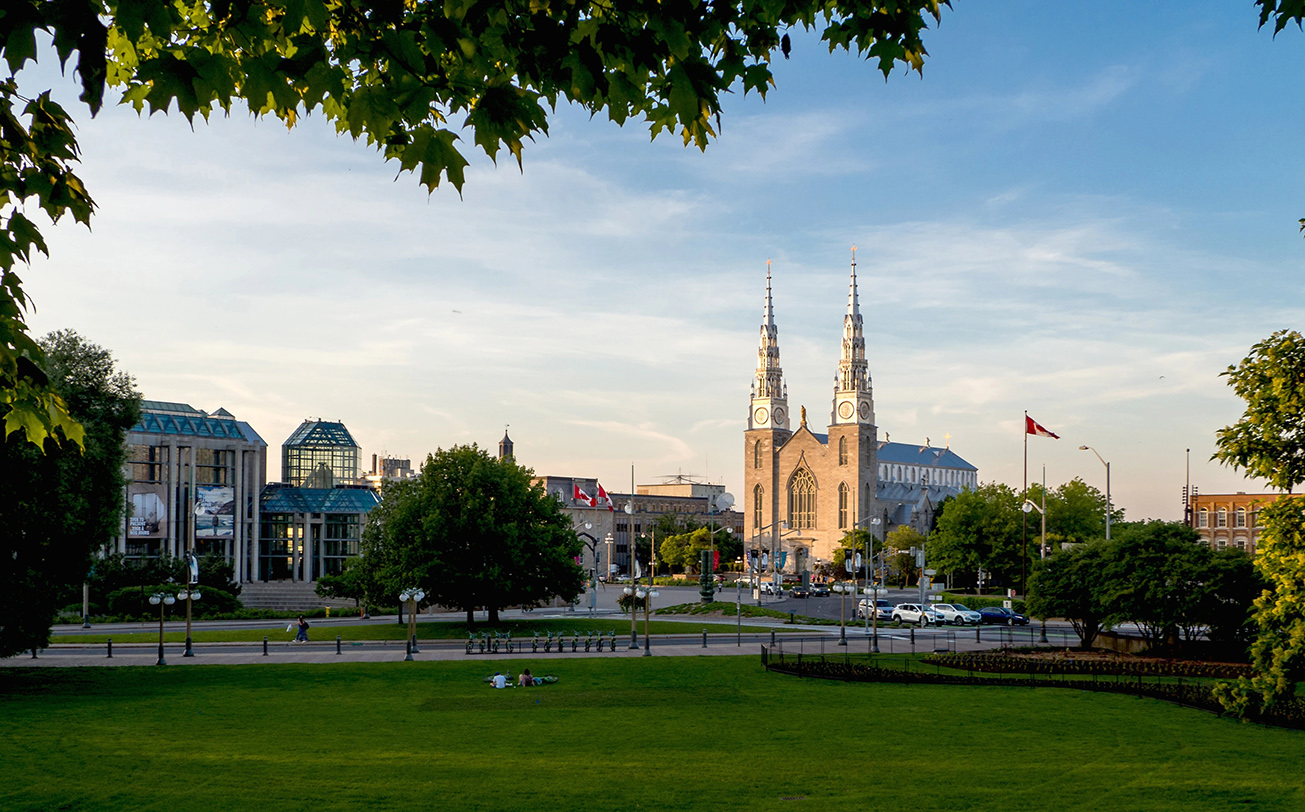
[1022,410,1028,598]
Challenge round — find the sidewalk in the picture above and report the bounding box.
[8,624,1064,668]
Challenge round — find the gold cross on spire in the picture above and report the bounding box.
[944,432,952,448]
[850,244,857,268]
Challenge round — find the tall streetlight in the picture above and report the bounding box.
[631,576,660,657]
[575,520,599,611]
[1079,445,1112,540]
[399,587,424,661]
[180,551,201,657]
[604,533,615,582]
[1022,496,1050,645]
[749,521,798,606]
[148,591,176,666]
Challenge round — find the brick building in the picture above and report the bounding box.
[1188,491,1282,554]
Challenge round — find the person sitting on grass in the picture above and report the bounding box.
[492,672,507,689]
[518,669,533,687]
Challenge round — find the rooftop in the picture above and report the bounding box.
[283,420,360,449]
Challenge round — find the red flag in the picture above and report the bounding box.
[573,484,596,506]
[712,550,720,571]
[596,483,615,512]
[1025,415,1059,439]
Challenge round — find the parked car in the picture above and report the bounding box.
[929,603,983,625]
[762,581,783,595]
[789,586,811,599]
[891,603,943,626]
[978,606,1030,626]
[810,584,831,597]
[856,598,894,621]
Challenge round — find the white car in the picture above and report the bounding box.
[856,598,894,621]
[762,581,783,595]
[929,603,982,625]
[892,603,943,626]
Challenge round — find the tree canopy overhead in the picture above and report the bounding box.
[0,0,949,447]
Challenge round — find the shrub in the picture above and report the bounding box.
[106,585,241,619]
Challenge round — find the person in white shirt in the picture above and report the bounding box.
[491,672,507,689]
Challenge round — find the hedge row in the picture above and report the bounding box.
[762,653,1305,730]
[921,651,1250,680]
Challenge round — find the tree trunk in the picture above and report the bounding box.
[465,606,475,627]
[488,604,500,624]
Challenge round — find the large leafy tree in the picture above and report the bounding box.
[1103,521,1210,649]
[0,1,949,448]
[928,482,1025,587]
[356,443,583,624]
[1025,540,1111,649]
[1212,330,1305,713]
[0,329,138,657]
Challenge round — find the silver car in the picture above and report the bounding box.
[929,603,983,625]
[891,603,942,625]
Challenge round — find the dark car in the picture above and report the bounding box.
[978,606,1030,626]
[789,586,811,599]
[810,584,831,597]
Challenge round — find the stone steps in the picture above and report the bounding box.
[240,581,361,612]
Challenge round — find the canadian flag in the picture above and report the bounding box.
[1025,415,1060,439]
[573,484,596,506]
[596,483,615,512]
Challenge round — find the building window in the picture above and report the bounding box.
[129,445,168,483]
[1217,536,1227,549]
[1198,508,1208,528]
[753,440,762,469]
[753,484,763,531]
[1216,508,1227,528]
[1235,537,1247,551]
[1235,507,1247,528]
[1253,509,1262,528]
[788,469,816,530]
[838,436,848,466]
[838,482,849,529]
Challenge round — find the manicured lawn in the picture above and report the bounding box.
[2,658,1303,811]
[65,618,775,645]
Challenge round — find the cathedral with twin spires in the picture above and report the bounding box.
[743,251,978,574]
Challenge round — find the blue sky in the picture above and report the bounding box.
[19,2,1305,519]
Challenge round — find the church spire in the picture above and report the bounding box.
[750,260,789,430]
[831,245,874,426]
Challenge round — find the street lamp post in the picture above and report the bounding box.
[1079,445,1111,540]
[604,533,614,583]
[399,587,425,660]
[180,551,201,657]
[868,516,881,651]
[176,586,202,657]
[1022,495,1050,644]
[634,577,660,657]
[148,591,176,666]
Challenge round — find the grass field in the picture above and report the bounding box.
[63,618,777,645]
[2,657,1303,812]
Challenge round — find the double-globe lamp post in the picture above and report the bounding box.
[399,588,425,661]
[148,592,176,666]
[624,579,660,657]
[177,586,202,657]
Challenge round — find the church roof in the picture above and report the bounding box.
[877,442,976,471]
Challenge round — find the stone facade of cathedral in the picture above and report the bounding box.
[742,254,977,575]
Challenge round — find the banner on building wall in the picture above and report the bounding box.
[128,484,168,537]
[195,485,236,538]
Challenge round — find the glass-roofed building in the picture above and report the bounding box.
[281,419,360,488]
[255,418,376,581]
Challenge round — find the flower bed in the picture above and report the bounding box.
[922,650,1250,680]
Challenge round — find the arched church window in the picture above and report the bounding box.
[788,469,816,530]
[753,440,762,469]
[752,484,763,531]
[838,482,849,529]
[838,436,848,465]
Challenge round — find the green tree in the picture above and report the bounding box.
[1212,330,1305,713]
[1025,540,1111,649]
[928,483,1025,587]
[356,444,582,625]
[0,329,138,657]
[1103,521,1210,649]
[0,1,948,450]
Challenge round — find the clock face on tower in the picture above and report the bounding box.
[753,407,769,425]
[858,402,871,420]
[773,407,786,426]
[838,401,855,420]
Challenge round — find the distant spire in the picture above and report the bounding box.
[834,245,870,397]
[848,244,860,317]
[753,261,785,403]
[498,427,514,461]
